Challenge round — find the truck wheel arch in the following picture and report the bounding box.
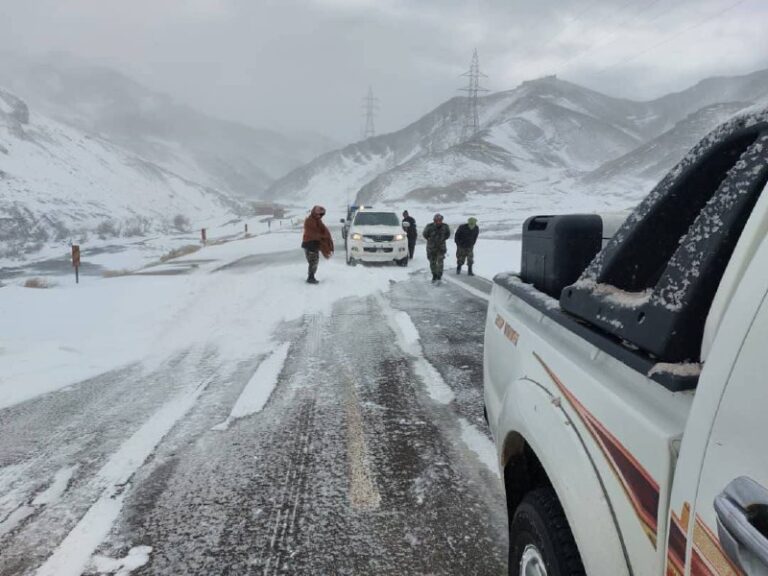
[501,432,550,516]
[497,378,631,575]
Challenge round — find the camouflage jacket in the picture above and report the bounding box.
[423,222,451,252]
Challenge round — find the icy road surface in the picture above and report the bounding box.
[0,229,507,575]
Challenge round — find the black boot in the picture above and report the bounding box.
[456,265,462,275]
[307,274,319,284]
[431,274,437,283]
[468,264,474,277]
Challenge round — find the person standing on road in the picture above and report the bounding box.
[422,213,451,283]
[455,217,479,276]
[402,210,417,260]
[301,205,334,284]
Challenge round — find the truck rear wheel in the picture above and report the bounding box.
[509,488,585,576]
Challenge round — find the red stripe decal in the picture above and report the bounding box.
[534,352,660,545]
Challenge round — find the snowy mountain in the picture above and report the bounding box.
[262,95,472,207]
[0,53,337,197]
[583,69,768,188]
[266,77,652,207]
[0,88,241,257]
[639,69,768,136]
[267,69,768,208]
[584,102,752,185]
[357,77,654,204]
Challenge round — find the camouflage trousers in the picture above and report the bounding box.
[305,249,319,276]
[427,248,446,277]
[456,246,474,266]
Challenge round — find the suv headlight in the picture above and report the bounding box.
[393,234,405,241]
[351,233,363,241]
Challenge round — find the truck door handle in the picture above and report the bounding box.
[714,476,768,574]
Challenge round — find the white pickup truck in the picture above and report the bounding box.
[484,109,768,576]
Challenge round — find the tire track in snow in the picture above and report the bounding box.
[35,370,213,576]
[55,287,506,575]
[259,314,323,576]
[260,393,316,576]
[375,292,498,478]
[0,466,77,539]
[375,292,455,405]
[0,351,204,576]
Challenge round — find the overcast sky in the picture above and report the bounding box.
[1,0,766,141]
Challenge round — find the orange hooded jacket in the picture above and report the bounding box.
[302,205,334,258]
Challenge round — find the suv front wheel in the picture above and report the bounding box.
[509,488,585,576]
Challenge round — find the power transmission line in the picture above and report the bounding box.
[519,0,627,63]
[459,49,488,141]
[361,86,379,140]
[554,0,667,75]
[594,0,753,76]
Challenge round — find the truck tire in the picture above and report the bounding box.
[509,487,585,576]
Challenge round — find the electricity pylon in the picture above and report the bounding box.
[459,49,488,141]
[362,86,379,140]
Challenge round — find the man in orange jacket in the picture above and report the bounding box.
[301,205,334,284]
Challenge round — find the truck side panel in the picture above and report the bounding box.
[486,283,692,575]
[495,373,630,575]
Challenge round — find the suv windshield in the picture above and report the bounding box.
[353,212,400,226]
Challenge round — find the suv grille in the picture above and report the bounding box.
[364,234,394,242]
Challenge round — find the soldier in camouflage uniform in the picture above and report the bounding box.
[422,213,451,283]
[454,217,479,276]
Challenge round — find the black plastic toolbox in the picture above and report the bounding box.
[521,214,603,299]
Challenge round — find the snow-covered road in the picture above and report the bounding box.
[0,229,507,575]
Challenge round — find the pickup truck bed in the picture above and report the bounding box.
[493,274,699,392]
[486,274,694,574]
[485,108,768,576]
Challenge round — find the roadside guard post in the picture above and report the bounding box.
[245,223,249,237]
[72,245,81,284]
[201,228,207,244]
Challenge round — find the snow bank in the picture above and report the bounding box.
[212,342,291,431]
[0,228,410,410]
[472,238,521,279]
[91,546,152,576]
[377,294,455,404]
[0,276,193,409]
[458,418,499,477]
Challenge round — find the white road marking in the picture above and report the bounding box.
[442,274,491,302]
[343,369,381,511]
[36,377,212,576]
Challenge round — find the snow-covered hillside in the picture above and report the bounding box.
[266,77,652,207]
[585,102,751,185]
[0,88,240,257]
[358,77,652,204]
[0,54,338,197]
[263,95,474,207]
[267,69,768,210]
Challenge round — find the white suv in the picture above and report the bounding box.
[345,210,408,266]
